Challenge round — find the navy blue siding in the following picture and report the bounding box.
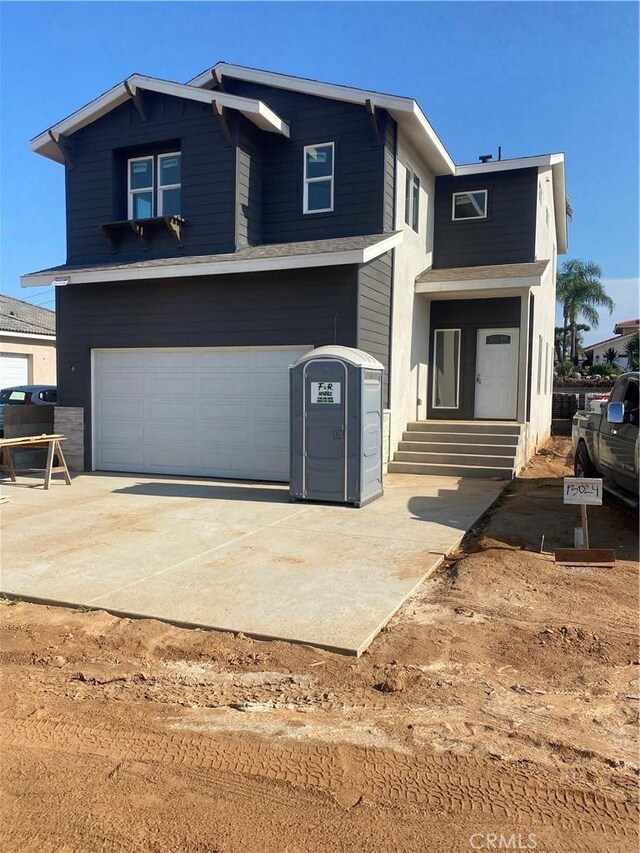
[433,168,538,269]
[382,114,397,231]
[55,266,359,468]
[65,91,238,265]
[220,79,391,243]
[357,251,393,406]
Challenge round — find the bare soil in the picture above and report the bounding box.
[1,437,638,852]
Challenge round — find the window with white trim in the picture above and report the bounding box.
[303,143,334,213]
[404,166,420,232]
[433,329,461,409]
[128,152,181,219]
[452,189,488,221]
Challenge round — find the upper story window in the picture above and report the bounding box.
[452,189,487,221]
[404,167,420,232]
[303,143,334,214]
[128,152,181,219]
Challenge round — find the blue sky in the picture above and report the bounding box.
[1,1,638,345]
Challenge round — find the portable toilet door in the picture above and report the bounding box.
[302,357,348,503]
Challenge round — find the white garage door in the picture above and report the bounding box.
[0,353,29,389]
[92,346,311,481]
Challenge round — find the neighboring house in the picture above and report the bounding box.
[21,63,567,480]
[0,295,56,388]
[584,318,639,371]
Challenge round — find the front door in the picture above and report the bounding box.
[474,328,519,420]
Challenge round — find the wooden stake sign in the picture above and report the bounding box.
[555,477,616,567]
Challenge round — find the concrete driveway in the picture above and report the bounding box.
[0,472,503,655]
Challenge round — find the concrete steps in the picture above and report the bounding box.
[388,421,523,480]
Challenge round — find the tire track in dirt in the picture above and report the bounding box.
[2,715,637,841]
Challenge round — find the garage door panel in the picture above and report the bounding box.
[93,346,310,481]
[0,354,30,388]
[144,376,197,396]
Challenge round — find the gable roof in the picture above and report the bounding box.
[0,295,56,336]
[31,74,289,163]
[189,61,456,176]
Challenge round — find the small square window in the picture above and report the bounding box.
[452,190,488,221]
[303,143,334,213]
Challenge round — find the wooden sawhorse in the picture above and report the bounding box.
[0,434,72,490]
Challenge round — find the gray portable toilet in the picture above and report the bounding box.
[289,346,384,507]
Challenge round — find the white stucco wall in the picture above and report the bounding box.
[388,132,435,452]
[522,174,557,457]
[587,334,635,370]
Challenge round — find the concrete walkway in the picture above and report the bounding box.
[0,472,503,655]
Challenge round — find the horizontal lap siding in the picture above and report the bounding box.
[357,252,393,406]
[66,92,237,266]
[55,266,358,468]
[433,168,538,268]
[236,120,263,247]
[221,79,388,242]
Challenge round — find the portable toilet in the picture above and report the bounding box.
[289,346,384,506]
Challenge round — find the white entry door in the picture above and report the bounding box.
[92,346,310,481]
[474,328,519,420]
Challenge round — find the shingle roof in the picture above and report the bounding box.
[0,295,55,335]
[416,260,549,283]
[614,318,639,330]
[25,234,397,278]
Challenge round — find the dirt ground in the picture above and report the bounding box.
[1,437,638,853]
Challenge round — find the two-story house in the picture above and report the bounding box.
[21,63,567,481]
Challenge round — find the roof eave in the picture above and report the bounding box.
[31,74,290,163]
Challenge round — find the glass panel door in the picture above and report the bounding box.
[433,329,461,409]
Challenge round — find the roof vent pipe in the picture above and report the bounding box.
[479,154,492,163]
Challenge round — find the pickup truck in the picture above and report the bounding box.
[572,371,639,503]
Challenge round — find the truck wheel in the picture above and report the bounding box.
[574,442,596,477]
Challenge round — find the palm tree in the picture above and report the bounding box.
[623,332,640,370]
[556,260,615,364]
[602,347,619,365]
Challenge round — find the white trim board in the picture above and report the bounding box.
[21,232,404,288]
[415,276,542,295]
[31,74,289,164]
[188,62,456,176]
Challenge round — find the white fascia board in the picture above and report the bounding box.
[190,63,455,175]
[415,275,542,295]
[21,234,403,288]
[455,154,564,176]
[551,159,568,254]
[30,76,289,164]
[0,330,56,341]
